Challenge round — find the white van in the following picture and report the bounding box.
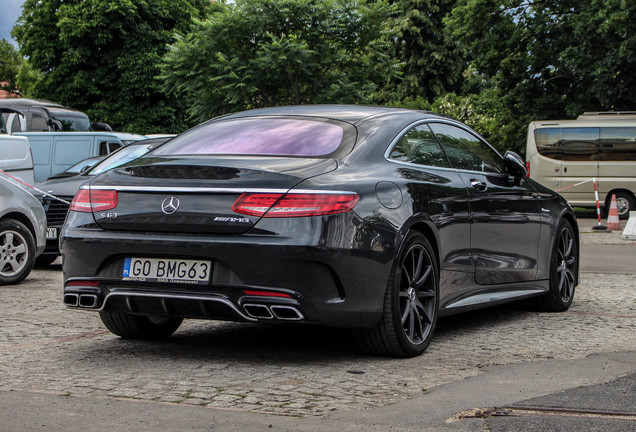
[0,112,35,186]
[15,132,147,183]
[526,112,636,218]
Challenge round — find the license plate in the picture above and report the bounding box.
[46,227,58,240]
[122,258,211,285]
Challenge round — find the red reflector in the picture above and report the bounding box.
[70,189,118,212]
[66,281,100,286]
[526,161,530,178]
[243,290,292,298]
[233,192,359,217]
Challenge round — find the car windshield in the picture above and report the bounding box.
[64,157,103,174]
[152,118,344,157]
[48,108,91,131]
[89,144,155,175]
[0,114,6,134]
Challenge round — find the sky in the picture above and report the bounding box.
[0,0,26,45]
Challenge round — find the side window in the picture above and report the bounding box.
[98,141,109,155]
[429,123,505,174]
[561,128,598,161]
[31,113,49,131]
[535,128,562,159]
[599,127,636,161]
[389,124,450,168]
[108,142,123,153]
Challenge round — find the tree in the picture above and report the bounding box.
[446,0,636,154]
[160,0,400,122]
[0,39,22,96]
[391,0,465,101]
[12,0,211,133]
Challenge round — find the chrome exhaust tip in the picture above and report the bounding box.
[270,305,304,321]
[243,303,274,319]
[64,293,79,307]
[78,294,98,308]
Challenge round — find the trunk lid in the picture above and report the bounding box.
[87,156,337,234]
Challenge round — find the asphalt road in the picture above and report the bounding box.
[0,216,634,431]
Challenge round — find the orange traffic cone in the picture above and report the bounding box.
[607,194,621,230]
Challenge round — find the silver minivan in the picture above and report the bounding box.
[526,112,636,218]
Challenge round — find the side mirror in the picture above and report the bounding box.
[91,121,112,131]
[503,151,527,178]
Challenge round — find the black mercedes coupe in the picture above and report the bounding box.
[60,105,579,357]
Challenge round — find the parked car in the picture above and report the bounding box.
[60,105,579,357]
[0,98,111,133]
[0,177,46,285]
[15,131,148,182]
[36,137,170,265]
[47,156,105,180]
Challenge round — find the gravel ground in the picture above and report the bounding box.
[0,223,634,417]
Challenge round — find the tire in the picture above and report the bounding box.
[0,219,36,286]
[536,219,578,312]
[613,192,635,220]
[99,311,183,339]
[35,254,59,266]
[355,232,439,357]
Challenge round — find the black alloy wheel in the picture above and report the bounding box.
[99,311,183,339]
[536,219,578,312]
[0,219,36,286]
[355,232,439,357]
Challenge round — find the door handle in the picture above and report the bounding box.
[470,179,488,192]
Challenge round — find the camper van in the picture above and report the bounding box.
[526,112,636,219]
[15,132,147,182]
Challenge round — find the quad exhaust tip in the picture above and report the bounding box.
[243,303,304,321]
[65,293,98,308]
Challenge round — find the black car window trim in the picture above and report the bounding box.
[384,119,458,173]
[427,120,507,176]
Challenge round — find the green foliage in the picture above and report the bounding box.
[13,0,211,133]
[160,0,400,122]
[0,39,22,95]
[446,0,636,154]
[392,0,464,101]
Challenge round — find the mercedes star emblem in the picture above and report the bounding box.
[161,196,180,215]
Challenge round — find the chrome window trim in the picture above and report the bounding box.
[384,118,505,175]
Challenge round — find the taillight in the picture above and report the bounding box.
[526,161,531,178]
[232,192,359,217]
[70,189,118,212]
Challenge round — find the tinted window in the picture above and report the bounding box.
[562,128,598,161]
[154,118,344,157]
[389,124,450,168]
[429,123,504,174]
[535,127,601,161]
[599,127,636,161]
[49,108,91,131]
[535,128,562,159]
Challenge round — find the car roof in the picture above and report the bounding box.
[219,105,438,125]
[0,98,67,109]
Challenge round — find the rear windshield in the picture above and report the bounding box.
[153,118,345,157]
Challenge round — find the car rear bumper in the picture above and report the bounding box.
[60,215,397,328]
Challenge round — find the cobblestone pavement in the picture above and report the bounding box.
[0,228,634,417]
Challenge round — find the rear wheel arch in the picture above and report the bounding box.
[400,220,441,272]
[1,212,37,243]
